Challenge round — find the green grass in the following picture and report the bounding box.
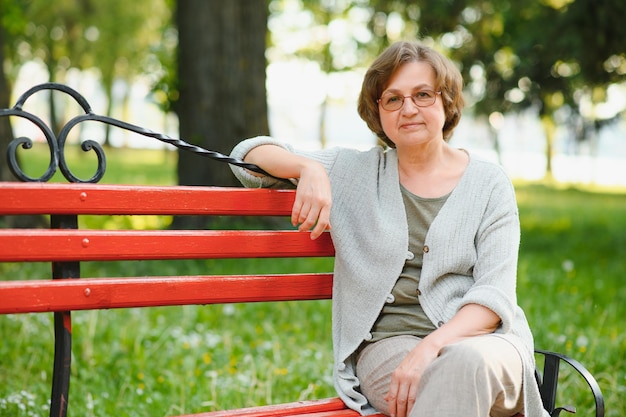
[10,142,177,185]
[515,184,625,415]
[1,147,624,416]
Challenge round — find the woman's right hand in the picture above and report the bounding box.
[291,160,332,240]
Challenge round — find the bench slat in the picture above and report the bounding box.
[0,273,333,314]
[0,183,296,216]
[285,411,364,417]
[176,398,345,417]
[0,230,334,261]
[174,398,381,417]
[188,409,362,417]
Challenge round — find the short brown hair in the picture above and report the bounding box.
[357,41,465,147]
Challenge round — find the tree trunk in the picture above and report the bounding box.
[103,79,114,147]
[1,19,47,228]
[540,114,556,182]
[0,14,16,183]
[175,0,269,188]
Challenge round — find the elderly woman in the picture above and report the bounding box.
[230,41,547,417]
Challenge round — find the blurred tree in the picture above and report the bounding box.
[0,12,12,182]
[175,0,269,193]
[85,0,170,145]
[0,0,25,182]
[0,0,169,142]
[0,0,48,227]
[145,0,178,119]
[368,0,466,42]
[459,0,625,177]
[7,0,96,134]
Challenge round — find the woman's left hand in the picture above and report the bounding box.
[384,341,440,417]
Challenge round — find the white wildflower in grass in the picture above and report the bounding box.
[0,391,41,415]
[576,335,589,353]
[222,304,236,316]
[181,331,203,349]
[86,393,95,410]
[204,333,222,349]
[204,370,219,379]
[170,326,184,338]
[259,340,273,351]
[235,373,253,387]
[561,259,575,272]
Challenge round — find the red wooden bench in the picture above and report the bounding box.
[0,183,605,417]
[0,83,604,417]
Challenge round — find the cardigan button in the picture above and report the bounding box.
[437,321,445,327]
[385,294,395,303]
[423,245,430,253]
[415,289,422,296]
[406,251,415,260]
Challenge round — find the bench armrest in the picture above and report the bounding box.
[535,349,604,417]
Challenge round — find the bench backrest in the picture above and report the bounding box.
[0,183,335,314]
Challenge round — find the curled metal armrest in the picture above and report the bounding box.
[535,349,605,417]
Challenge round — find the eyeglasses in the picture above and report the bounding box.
[377,90,441,111]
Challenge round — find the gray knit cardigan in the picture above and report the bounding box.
[230,137,548,417]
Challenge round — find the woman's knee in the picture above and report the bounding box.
[436,339,489,377]
[428,336,522,385]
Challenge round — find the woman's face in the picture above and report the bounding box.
[378,61,446,148]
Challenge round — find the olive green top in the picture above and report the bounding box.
[369,185,448,342]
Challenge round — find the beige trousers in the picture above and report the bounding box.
[356,335,525,417]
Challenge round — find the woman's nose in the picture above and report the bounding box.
[400,97,420,114]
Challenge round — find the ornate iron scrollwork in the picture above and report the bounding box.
[1,82,270,183]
